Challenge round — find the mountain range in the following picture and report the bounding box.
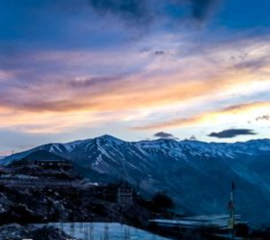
[2,135,270,225]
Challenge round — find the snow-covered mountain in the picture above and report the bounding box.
[2,135,270,225]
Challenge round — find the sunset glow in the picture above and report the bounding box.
[1,0,270,153]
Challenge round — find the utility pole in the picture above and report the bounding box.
[228,181,236,239]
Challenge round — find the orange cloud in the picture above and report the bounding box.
[1,35,270,133]
[1,64,270,134]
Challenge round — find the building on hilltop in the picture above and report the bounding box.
[10,150,74,172]
[117,182,133,204]
[27,150,74,171]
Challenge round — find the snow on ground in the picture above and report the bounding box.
[44,222,171,240]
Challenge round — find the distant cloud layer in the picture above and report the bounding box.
[208,129,257,139]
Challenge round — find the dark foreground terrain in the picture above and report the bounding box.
[1,150,270,239]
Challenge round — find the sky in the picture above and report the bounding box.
[0,0,270,155]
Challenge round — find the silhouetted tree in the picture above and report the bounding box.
[152,191,174,212]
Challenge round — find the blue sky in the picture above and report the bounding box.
[0,0,270,154]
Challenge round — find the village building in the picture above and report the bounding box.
[22,150,73,171]
[92,181,133,204]
[117,183,133,204]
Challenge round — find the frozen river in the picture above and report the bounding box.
[46,222,171,240]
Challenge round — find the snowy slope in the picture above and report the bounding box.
[46,222,170,240]
[2,135,270,224]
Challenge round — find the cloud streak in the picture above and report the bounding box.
[134,101,270,130]
[1,34,270,136]
[2,34,270,114]
[208,129,257,138]
[1,6,270,139]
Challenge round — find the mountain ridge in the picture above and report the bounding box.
[2,134,270,162]
[1,135,270,225]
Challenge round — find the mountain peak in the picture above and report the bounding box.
[97,134,123,142]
